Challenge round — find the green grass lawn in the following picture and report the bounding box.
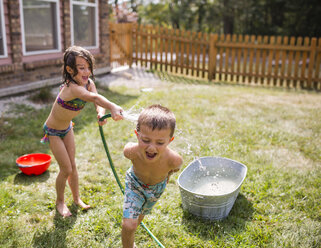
[0,75,320,248]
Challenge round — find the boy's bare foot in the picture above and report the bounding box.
[56,203,72,217]
[74,199,91,210]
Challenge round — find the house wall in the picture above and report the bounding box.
[0,0,111,90]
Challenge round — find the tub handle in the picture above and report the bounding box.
[194,195,204,199]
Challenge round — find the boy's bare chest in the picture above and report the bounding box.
[132,158,171,184]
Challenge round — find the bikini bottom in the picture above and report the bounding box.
[40,122,73,144]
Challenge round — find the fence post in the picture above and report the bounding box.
[128,23,133,68]
[307,38,317,89]
[208,34,218,81]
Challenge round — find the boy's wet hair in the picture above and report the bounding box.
[62,46,95,85]
[136,104,176,137]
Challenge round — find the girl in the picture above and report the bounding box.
[41,46,123,217]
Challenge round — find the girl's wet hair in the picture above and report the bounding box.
[136,104,176,137]
[62,46,95,85]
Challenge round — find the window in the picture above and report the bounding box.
[71,0,98,48]
[0,0,7,57]
[20,0,60,54]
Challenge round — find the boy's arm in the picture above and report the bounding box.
[167,151,183,183]
[123,142,138,160]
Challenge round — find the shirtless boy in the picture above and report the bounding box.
[121,104,183,248]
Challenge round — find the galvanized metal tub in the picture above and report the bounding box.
[177,156,247,220]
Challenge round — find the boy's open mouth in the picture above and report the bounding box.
[146,151,157,159]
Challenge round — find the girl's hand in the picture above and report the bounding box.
[97,112,107,126]
[111,105,124,121]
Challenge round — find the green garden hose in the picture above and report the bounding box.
[98,113,165,248]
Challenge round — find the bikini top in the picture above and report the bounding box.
[57,81,90,111]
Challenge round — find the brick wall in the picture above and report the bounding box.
[0,0,111,90]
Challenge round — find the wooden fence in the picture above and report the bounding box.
[109,23,321,90]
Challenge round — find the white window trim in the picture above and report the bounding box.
[0,0,7,58]
[70,0,99,49]
[20,0,61,56]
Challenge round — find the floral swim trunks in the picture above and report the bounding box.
[123,167,167,219]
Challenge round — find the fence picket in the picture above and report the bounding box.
[287,37,296,87]
[144,25,149,67]
[203,33,208,78]
[208,34,216,81]
[191,31,197,77]
[159,27,164,71]
[273,36,282,86]
[169,29,174,73]
[248,35,255,83]
[143,25,147,67]
[293,37,303,88]
[260,36,269,85]
[266,36,275,86]
[242,35,250,83]
[163,28,168,71]
[218,34,225,80]
[138,25,143,67]
[254,36,261,84]
[196,32,202,77]
[313,38,321,89]
[175,29,180,74]
[279,36,288,87]
[300,37,310,88]
[224,34,230,81]
[231,34,237,82]
[236,35,243,82]
[178,30,184,74]
[184,31,189,75]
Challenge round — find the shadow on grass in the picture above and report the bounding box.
[13,171,50,185]
[32,205,79,248]
[180,194,254,240]
[0,87,138,181]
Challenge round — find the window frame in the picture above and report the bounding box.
[70,0,99,49]
[20,0,61,56]
[0,0,7,58]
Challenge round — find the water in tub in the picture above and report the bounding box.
[193,177,238,195]
[192,159,238,195]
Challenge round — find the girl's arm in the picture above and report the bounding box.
[71,80,123,121]
[88,80,107,125]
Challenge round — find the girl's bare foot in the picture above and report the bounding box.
[74,199,91,210]
[56,202,72,217]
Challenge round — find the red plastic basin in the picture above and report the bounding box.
[16,153,51,176]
